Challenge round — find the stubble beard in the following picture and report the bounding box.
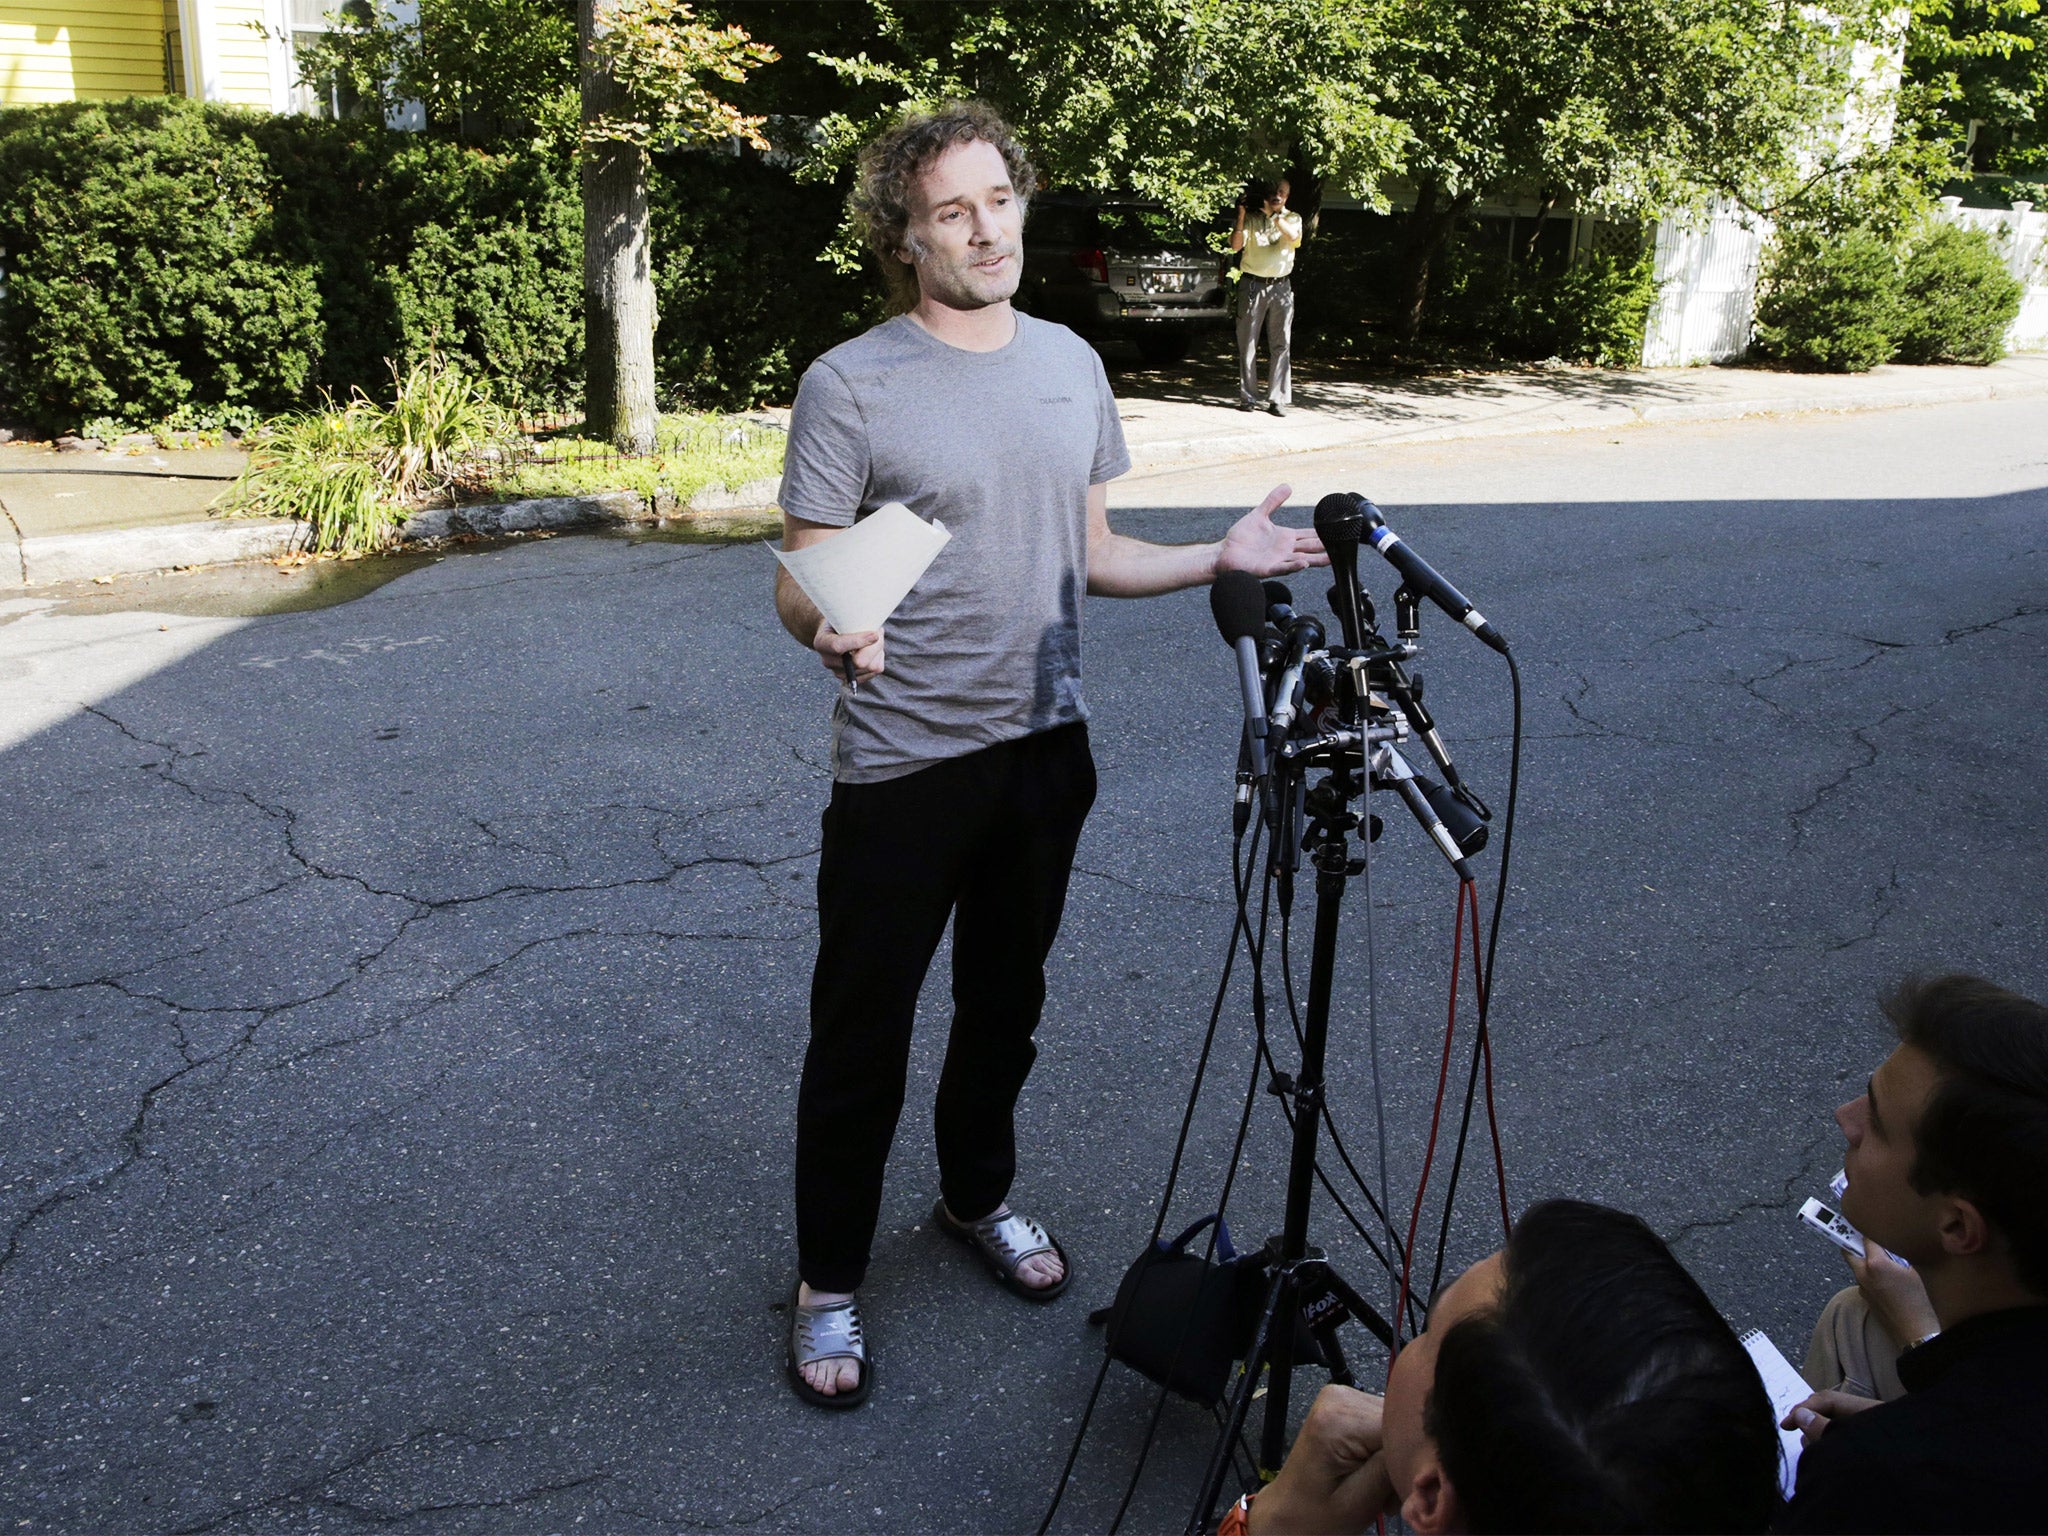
[909,237,1020,312]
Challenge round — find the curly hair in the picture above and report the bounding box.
[850,100,1037,310]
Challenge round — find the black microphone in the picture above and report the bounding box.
[1263,580,1294,625]
[1210,570,1271,778]
[1312,493,1369,648]
[1354,499,1507,654]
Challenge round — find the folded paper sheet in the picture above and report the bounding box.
[772,502,951,636]
[1739,1327,1810,1500]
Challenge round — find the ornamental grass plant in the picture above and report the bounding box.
[226,360,514,553]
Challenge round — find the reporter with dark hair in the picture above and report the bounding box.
[1778,974,2048,1533]
[1238,1200,1780,1535]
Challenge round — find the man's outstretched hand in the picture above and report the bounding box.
[1218,485,1327,579]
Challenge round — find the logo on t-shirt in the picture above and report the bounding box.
[1039,395,1074,404]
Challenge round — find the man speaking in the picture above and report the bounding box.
[773,101,1324,1408]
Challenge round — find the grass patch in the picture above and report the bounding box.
[499,414,784,506]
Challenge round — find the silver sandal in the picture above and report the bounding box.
[786,1285,872,1409]
[934,1199,1073,1303]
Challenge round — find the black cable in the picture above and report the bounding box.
[1427,647,1523,1301]
[1278,893,1413,1262]
[1105,833,1277,1534]
[1039,815,1268,1536]
[1273,870,1426,1339]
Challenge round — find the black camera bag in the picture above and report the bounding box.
[1093,1214,1266,1408]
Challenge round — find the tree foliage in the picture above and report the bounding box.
[1905,0,2048,178]
[771,0,1910,332]
[585,0,776,149]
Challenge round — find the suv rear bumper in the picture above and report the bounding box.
[1088,291,1231,331]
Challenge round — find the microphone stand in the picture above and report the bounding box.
[1186,665,1397,1536]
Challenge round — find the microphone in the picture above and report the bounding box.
[1263,580,1294,625]
[1373,744,1477,881]
[1312,493,1370,648]
[1257,577,1331,738]
[1353,499,1507,654]
[1210,570,1271,778]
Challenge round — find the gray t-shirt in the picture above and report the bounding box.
[778,313,1132,783]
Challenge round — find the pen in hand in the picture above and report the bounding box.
[842,653,859,695]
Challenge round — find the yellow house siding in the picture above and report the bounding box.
[0,0,168,104]
[211,0,276,108]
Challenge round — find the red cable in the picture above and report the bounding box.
[1396,879,1473,1346]
[1465,878,1512,1236]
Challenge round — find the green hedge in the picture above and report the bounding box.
[1289,209,1655,366]
[0,98,875,431]
[1753,216,2024,372]
[0,98,323,426]
[1894,221,2024,364]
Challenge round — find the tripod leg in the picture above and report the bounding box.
[1315,1320,1353,1388]
[1321,1270,1395,1351]
[1186,1266,1287,1536]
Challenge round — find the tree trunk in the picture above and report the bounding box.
[1395,177,1443,343]
[1394,179,1472,342]
[578,0,659,456]
[1521,194,1557,264]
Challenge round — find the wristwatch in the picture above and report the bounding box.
[1218,1489,1257,1536]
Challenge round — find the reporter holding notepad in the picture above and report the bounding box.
[771,101,1324,1410]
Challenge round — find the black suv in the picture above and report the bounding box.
[1017,194,1232,362]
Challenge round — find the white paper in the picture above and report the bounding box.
[1739,1327,1810,1499]
[772,502,950,636]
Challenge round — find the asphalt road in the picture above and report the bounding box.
[2,396,2045,1533]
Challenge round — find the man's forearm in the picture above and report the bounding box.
[1086,531,1221,597]
[776,567,824,646]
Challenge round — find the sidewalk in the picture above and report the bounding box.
[1109,351,2048,471]
[6,354,2045,587]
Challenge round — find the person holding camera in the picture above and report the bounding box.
[1232,1201,1780,1535]
[1778,974,2048,1532]
[1231,178,1303,416]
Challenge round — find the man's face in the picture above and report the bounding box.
[1381,1250,1508,1526]
[1263,181,1290,215]
[1837,1043,1947,1263]
[898,137,1023,312]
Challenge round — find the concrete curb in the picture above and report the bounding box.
[1,485,788,590]
[7,518,304,588]
[1123,368,2048,470]
[397,490,648,542]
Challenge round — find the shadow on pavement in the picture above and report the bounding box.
[0,486,2043,1533]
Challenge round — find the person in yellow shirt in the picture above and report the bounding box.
[1231,178,1304,415]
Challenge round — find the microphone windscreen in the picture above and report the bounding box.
[1263,579,1293,611]
[1210,569,1268,645]
[1313,492,1363,541]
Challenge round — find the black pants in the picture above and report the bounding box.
[795,723,1097,1293]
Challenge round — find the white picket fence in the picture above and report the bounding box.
[1636,195,2048,366]
[1640,203,1769,367]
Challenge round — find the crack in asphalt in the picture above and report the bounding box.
[0,707,814,1283]
[297,1471,609,1525]
[262,922,795,1075]
[163,1426,605,1533]
[1942,602,2048,646]
[1663,1126,1835,1249]
[1787,704,1910,846]
[1072,863,1230,907]
[1827,862,1903,952]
